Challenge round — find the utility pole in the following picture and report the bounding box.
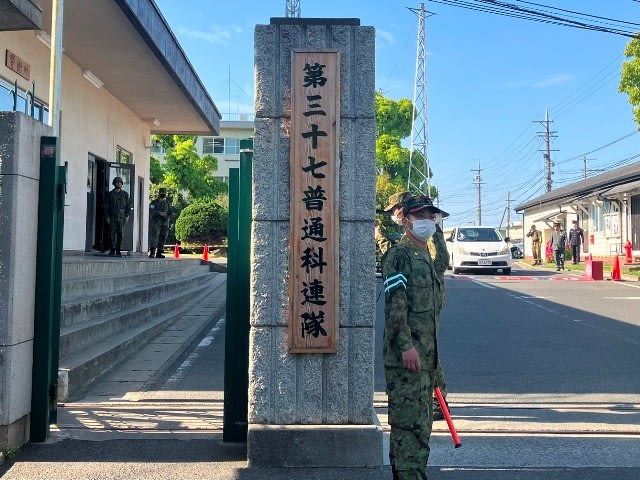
[285,0,301,17]
[506,191,511,238]
[583,156,597,179]
[534,109,558,192]
[472,160,483,226]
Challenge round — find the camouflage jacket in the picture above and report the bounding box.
[104,189,131,222]
[149,198,170,225]
[526,229,542,244]
[382,236,441,369]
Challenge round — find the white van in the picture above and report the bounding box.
[446,226,512,275]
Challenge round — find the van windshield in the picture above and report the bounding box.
[457,228,502,242]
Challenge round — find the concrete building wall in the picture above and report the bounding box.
[1,30,151,252]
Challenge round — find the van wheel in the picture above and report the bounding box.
[452,267,461,275]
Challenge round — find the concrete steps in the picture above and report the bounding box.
[58,257,225,401]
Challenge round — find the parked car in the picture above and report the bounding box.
[446,226,512,274]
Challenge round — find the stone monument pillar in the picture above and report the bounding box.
[249,17,380,468]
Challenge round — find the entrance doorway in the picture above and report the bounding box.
[85,155,135,252]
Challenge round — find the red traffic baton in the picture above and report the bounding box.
[435,386,461,448]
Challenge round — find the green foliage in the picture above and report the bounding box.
[174,198,228,244]
[150,155,164,184]
[619,37,640,128]
[375,91,413,138]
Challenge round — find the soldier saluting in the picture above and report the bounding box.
[527,224,542,265]
[382,195,447,480]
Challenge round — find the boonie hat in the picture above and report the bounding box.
[403,195,449,218]
[383,191,412,212]
[159,187,167,194]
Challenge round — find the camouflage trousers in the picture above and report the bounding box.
[108,219,125,251]
[149,221,168,251]
[386,367,435,480]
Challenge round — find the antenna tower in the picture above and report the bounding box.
[407,3,433,195]
[285,0,301,17]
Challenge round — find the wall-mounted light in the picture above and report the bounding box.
[82,70,103,89]
[35,30,51,48]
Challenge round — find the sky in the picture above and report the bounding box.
[154,0,640,228]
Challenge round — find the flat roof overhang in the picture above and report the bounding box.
[37,0,220,135]
[0,0,42,30]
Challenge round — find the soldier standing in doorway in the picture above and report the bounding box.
[104,176,130,256]
[148,187,170,258]
[527,224,543,265]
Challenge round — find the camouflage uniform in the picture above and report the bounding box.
[526,227,542,265]
[383,235,442,479]
[428,226,449,398]
[149,191,170,257]
[104,180,131,254]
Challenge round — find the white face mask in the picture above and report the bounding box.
[410,219,437,241]
[391,215,403,226]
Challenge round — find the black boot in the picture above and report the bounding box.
[109,248,116,256]
[155,251,165,259]
[116,250,122,256]
[148,248,156,258]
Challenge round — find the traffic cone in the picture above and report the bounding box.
[173,243,180,259]
[202,244,209,261]
[612,255,621,281]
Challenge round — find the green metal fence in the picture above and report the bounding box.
[223,138,253,442]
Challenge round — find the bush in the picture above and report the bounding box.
[174,199,227,244]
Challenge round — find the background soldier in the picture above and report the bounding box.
[569,220,584,264]
[551,223,567,271]
[527,224,543,265]
[376,191,412,263]
[104,176,130,256]
[382,195,447,480]
[148,187,170,258]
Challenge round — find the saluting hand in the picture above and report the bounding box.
[402,347,422,372]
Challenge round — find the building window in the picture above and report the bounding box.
[202,137,214,154]
[225,138,240,155]
[1,77,49,123]
[590,203,605,232]
[213,138,224,154]
[116,146,131,164]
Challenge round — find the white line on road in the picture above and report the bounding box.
[164,316,226,386]
[471,279,497,289]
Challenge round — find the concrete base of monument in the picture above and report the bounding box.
[247,423,384,468]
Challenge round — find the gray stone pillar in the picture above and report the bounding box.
[249,18,380,468]
[0,112,52,452]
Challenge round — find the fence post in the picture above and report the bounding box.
[223,138,253,442]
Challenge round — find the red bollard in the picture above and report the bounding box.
[173,243,180,259]
[624,241,633,265]
[202,244,209,261]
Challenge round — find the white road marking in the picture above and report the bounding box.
[165,317,225,385]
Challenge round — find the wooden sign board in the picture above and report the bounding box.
[5,49,31,80]
[289,50,340,353]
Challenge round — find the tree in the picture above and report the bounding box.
[619,37,640,128]
[150,155,164,184]
[163,136,227,199]
[374,92,437,207]
[174,198,228,245]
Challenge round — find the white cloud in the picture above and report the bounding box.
[177,25,242,45]
[376,29,394,45]
[533,74,573,88]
